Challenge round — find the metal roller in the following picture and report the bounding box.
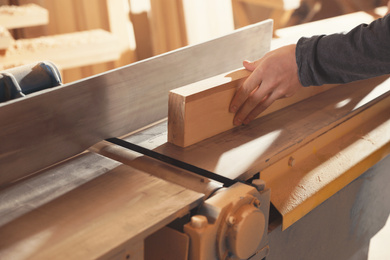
[0,61,62,103]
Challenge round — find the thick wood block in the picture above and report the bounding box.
[168,68,336,147]
[168,69,249,147]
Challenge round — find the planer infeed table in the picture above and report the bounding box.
[1,18,390,260]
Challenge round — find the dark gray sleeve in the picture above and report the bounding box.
[296,14,390,87]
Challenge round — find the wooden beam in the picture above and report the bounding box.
[0,29,120,70]
[168,68,336,147]
[137,76,390,229]
[0,4,48,29]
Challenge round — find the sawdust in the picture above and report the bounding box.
[0,27,9,37]
[0,4,44,16]
[3,30,112,56]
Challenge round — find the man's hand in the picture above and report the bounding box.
[229,44,304,125]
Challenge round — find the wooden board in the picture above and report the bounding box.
[0,163,203,260]
[157,76,390,179]
[0,20,272,187]
[168,68,336,147]
[0,4,48,29]
[121,75,390,231]
[0,29,120,71]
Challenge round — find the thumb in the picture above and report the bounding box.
[243,60,258,71]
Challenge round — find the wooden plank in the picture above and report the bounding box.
[0,29,120,70]
[127,76,390,182]
[0,163,203,260]
[0,20,272,187]
[0,4,48,29]
[123,76,390,230]
[168,68,336,147]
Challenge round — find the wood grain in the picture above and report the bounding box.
[261,88,390,230]
[125,76,390,230]
[128,76,390,183]
[168,68,336,147]
[0,164,203,260]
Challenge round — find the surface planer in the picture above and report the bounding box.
[0,17,390,260]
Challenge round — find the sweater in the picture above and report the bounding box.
[296,14,390,86]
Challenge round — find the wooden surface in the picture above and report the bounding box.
[0,163,203,260]
[261,82,390,230]
[0,20,272,187]
[122,76,390,229]
[0,29,120,70]
[155,76,390,180]
[0,4,48,29]
[168,68,336,147]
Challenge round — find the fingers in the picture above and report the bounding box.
[240,91,279,125]
[230,44,301,126]
[243,60,257,71]
[229,63,263,115]
[232,84,269,125]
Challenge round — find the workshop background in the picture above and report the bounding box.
[0,0,389,259]
[0,0,387,83]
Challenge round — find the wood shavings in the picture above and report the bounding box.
[0,4,45,16]
[4,30,114,56]
[0,29,119,70]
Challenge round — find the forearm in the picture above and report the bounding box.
[296,14,390,86]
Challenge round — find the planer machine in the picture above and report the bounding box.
[1,19,390,260]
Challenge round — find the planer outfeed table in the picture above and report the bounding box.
[1,12,390,260]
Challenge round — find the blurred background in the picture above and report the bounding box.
[0,0,387,83]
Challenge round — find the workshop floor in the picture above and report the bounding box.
[368,214,390,259]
